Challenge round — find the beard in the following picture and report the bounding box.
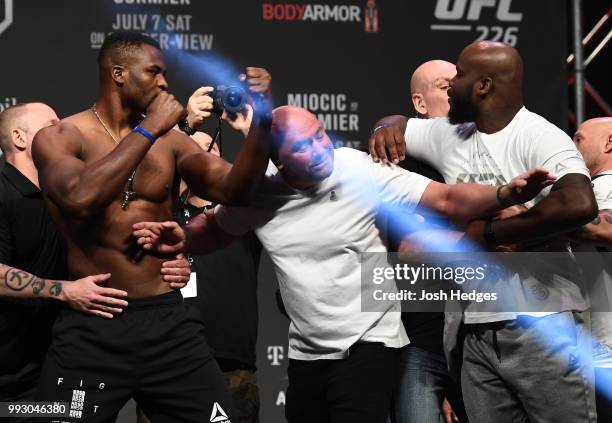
[448,92,478,125]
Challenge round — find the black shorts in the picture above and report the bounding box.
[35,291,235,423]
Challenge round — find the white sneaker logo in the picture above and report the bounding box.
[210,402,229,423]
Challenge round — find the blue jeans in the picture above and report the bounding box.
[394,346,465,423]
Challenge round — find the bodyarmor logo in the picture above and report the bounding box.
[364,0,378,33]
[262,3,361,23]
[267,346,284,366]
[0,0,14,37]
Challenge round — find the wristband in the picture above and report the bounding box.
[496,185,514,208]
[133,125,156,143]
[483,220,499,248]
[178,119,197,136]
[371,123,393,135]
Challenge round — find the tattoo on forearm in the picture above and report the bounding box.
[49,282,62,297]
[31,277,46,295]
[576,210,612,242]
[4,268,32,291]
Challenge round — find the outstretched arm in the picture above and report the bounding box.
[33,93,187,219]
[418,167,556,222]
[176,100,272,206]
[0,264,128,319]
[464,174,598,246]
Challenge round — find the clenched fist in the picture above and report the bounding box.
[142,91,188,137]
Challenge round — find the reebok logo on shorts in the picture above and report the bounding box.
[210,401,230,423]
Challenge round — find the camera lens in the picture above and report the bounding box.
[222,86,247,113]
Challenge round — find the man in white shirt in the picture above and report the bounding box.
[133,105,553,423]
[393,59,467,423]
[369,41,598,422]
[572,117,612,421]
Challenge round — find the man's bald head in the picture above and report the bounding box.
[410,60,455,118]
[0,102,59,161]
[272,106,319,140]
[458,41,523,87]
[448,41,524,126]
[0,104,29,156]
[271,105,320,163]
[573,117,612,176]
[270,106,335,189]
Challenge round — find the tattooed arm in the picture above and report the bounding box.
[0,264,128,319]
[566,209,612,248]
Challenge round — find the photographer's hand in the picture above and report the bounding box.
[241,67,273,126]
[186,86,215,129]
[241,67,272,95]
[222,105,253,138]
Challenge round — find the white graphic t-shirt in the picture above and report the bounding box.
[404,107,591,323]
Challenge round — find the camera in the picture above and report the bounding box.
[210,85,248,115]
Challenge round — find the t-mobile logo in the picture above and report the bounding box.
[267,346,284,366]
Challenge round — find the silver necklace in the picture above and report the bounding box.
[92,105,137,210]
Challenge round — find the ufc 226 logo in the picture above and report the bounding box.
[0,0,13,37]
[432,0,523,46]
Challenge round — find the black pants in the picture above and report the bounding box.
[35,291,235,423]
[285,343,398,423]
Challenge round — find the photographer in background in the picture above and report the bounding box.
[137,67,271,423]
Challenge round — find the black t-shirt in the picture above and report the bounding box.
[394,157,446,356]
[0,164,67,397]
[178,202,261,370]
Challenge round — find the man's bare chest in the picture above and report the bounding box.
[81,134,177,203]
